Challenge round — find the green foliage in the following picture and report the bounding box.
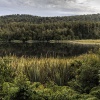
[77,65,99,93]
[69,65,99,93]
[0,58,16,84]
[90,86,100,99]
[1,14,100,41]
[0,50,100,99]
[2,75,34,100]
[2,82,18,100]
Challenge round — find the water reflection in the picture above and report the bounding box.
[0,42,97,58]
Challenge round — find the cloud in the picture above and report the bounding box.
[0,0,100,16]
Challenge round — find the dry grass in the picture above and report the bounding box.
[73,39,100,44]
[0,52,99,85]
[50,39,100,45]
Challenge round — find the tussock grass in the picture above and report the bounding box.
[0,51,100,86]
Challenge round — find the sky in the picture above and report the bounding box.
[0,0,100,16]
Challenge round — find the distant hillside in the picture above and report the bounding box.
[1,14,100,23]
[0,14,100,41]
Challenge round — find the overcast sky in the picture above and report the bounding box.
[0,0,100,16]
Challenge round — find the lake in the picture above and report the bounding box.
[0,42,98,58]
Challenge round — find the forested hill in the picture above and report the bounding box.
[1,14,100,23]
[1,14,100,41]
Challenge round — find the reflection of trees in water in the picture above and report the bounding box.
[0,43,97,58]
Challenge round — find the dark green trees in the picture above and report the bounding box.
[1,14,100,41]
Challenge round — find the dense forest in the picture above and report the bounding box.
[1,14,100,42]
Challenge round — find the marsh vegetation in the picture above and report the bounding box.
[0,42,99,100]
[0,50,100,100]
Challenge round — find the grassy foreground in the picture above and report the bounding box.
[0,50,100,100]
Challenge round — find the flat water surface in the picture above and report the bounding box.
[0,42,97,58]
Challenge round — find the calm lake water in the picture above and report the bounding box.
[0,42,98,58]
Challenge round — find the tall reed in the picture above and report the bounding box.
[0,52,100,86]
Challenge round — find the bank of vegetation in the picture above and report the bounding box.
[1,14,100,42]
[0,49,100,100]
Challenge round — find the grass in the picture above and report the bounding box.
[1,56,74,85]
[72,39,100,44]
[0,51,100,99]
[50,39,100,45]
[0,51,100,85]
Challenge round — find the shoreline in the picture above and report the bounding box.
[0,39,100,45]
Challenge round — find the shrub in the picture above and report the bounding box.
[90,86,100,99]
[77,65,99,93]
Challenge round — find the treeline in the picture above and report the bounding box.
[1,14,100,23]
[1,14,100,41]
